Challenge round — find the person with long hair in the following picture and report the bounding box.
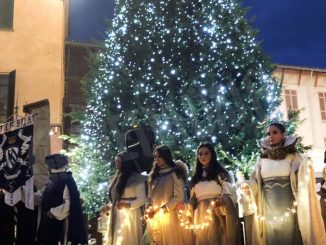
[240,122,325,245]
[106,151,146,245]
[189,142,239,245]
[145,145,191,245]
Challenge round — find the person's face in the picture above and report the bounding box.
[154,151,166,167]
[115,156,122,171]
[197,147,212,167]
[267,125,284,146]
[241,184,251,195]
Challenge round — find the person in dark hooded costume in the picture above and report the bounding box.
[36,154,87,245]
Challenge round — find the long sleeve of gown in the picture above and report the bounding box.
[297,157,326,245]
[248,159,260,198]
[290,153,302,199]
[221,180,237,206]
[128,181,146,210]
[165,173,184,211]
[50,185,70,220]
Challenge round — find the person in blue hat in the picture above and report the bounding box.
[36,154,87,245]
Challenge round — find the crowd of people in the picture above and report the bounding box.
[1,122,325,245]
[103,123,326,245]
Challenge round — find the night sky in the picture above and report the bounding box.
[69,0,326,68]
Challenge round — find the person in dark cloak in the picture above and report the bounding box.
[36,154,87,245]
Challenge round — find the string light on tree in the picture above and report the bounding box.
[70,0,284,217]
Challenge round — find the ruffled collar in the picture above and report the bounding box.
[258,135,301,160]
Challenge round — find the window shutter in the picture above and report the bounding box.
[6,70,15,120]
[0,0,14,29]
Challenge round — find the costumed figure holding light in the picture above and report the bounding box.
[144,145,191,245]
[187,142,240,245]
[100,126,155,245]
[239,122,326,245]
[103,151,146,245]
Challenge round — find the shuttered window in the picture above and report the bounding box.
[319,92,326,121]
[0,71,15,123]
[0,0,14,29]
[284,89,299,111]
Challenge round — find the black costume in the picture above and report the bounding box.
[36,154,87,245]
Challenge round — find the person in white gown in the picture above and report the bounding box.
[145,145,192,245]
[105,151,146,245]
[189,142,240,245]
[240,122,325,245]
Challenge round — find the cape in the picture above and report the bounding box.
[38,172,87,245]
[244,135,326,245]
[65,172,87,245]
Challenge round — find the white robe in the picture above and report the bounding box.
[242,154,326,245]
[106,172,146,245]
[191,177,239,245]
[146,167,188,245]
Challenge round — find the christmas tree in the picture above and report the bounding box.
[71,0,282,217]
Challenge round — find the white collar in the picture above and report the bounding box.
[50,166,67,173]
[257,135,301,150]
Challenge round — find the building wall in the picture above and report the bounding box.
[0,0,67,153]
[274,66,326,174]
[63,41,99,136]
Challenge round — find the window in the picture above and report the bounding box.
[0,0,14,29]
[0,71,15,123]
[319,92,326,121]
[284,89,299,111]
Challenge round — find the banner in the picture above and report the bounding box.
[0,115,34,209]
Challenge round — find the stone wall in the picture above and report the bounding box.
[23,100,50,190]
